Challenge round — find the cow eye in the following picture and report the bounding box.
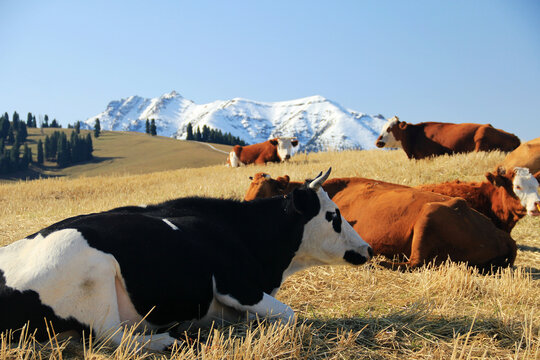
[325,211,334,222]
[515,185,522,190]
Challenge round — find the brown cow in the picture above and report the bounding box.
[245,173,517,271]
[416,167,540,233]
[500,137,540,174]
[375,116,521,159]
[227,137,299,167]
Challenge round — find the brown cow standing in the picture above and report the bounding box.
[500,137,540,174]
[227,138,299,167]
[245,173,517,271]
[416,167,540,233]
[375,116,521,159]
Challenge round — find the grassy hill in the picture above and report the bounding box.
[0,149,539,359]
[1,128,232,181]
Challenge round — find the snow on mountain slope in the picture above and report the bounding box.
[85,91,387,152]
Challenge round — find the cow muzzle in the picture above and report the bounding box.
[375,140,385,148]
[530,202,540,216]
[343,246,373,265]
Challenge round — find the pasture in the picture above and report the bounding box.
[0,149,539,359]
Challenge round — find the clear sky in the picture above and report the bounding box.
[1,0,539,140]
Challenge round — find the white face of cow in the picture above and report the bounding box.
[286,169,372,276]
[375,116,401,148]
[276,138,299,161]
[512,167,540,216]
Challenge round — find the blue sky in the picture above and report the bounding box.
[1,0,539,140]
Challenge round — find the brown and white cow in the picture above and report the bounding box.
[375,116,521,159]
[245,173,517,271]
[500,137,540,174]
[227,137,299,167]
[416,167,540,233]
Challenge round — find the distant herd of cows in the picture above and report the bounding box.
[0,117,539,351]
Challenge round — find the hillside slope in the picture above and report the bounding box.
[0,129,231,181]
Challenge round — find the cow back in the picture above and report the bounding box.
[501,137,540,174]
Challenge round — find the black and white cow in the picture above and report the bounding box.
[0,169,372,351]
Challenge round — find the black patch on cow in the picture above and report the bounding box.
[325,211,333,222]
[325,209,342,233]
[13,185,322,330]
[0,269,89,341]
[343,250,367,265]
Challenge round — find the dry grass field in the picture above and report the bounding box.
[1,149,539,359]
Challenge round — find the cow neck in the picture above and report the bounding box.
[396,125,416,159]
[239,195,310,292]
[486,181,524,232]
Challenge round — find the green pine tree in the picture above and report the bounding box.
[150,119,157,136]
[37,139,44,164]
[94,118,101,138]
[145,119,150,134]
[186,123,194,140]
[27,112,33,127]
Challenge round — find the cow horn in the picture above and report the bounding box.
[309,168,331,189]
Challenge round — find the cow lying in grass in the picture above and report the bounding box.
[375,116,521,159]
[227,137,299,167]
[245,173,517,271]
[416,167,540,233]
[0,169,372,351]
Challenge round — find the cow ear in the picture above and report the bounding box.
[269,139,278,146]
[291,140,299,147]
[398,121,408,130]
[485,172,496,184]
[276,175,290,189]
[485,171,509,187]
[290,187,318,216]
[249,176,254,180]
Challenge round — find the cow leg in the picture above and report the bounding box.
[214,291,295,323]
[228,151,244,167]
[104,276,178,351]
[16,230,178,351]
[51,253,177,351]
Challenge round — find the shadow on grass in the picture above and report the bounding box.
[173,308,535,356]
[0,156,120,181]
[517,244,540,253]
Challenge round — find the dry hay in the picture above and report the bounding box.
[0,149,538,359]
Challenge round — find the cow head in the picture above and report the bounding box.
[245,173,291,201]
[287,168,372,271]
[375,116,403,149]
[269,137,299,161]
[486,167,540,216]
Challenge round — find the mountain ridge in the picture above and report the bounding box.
[84,91,387,152]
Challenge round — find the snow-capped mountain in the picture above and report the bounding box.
[85,91,387,152]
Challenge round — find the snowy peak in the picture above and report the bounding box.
[85,91,387,152]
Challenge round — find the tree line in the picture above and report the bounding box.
[185,124,246,146]
[0,111,95,175]
[0,112,32,174]
[43,131,93,168]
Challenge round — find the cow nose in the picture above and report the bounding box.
[284,155,291,160]
[376,141,385,148]
[533,201,540,215]
[367,246,374,259]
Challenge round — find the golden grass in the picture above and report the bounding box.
[1,149,539,359]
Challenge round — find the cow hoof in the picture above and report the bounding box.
[145,334,179,352]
